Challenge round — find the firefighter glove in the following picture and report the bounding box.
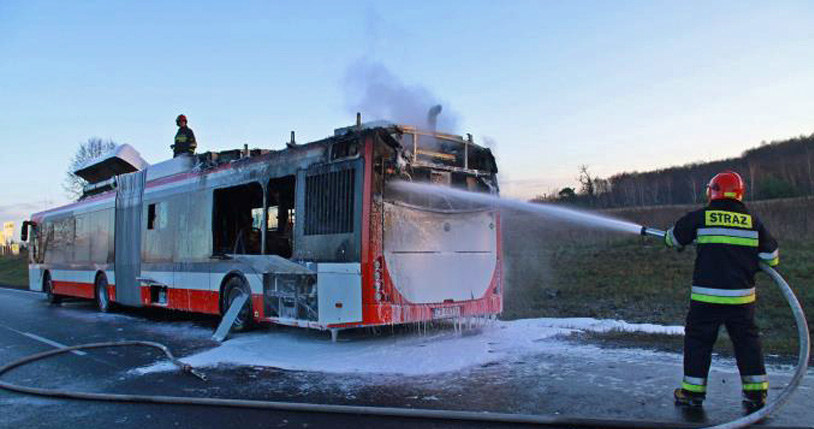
[665,227,685,252]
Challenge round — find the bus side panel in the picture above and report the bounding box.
[52,269,95,299]
[114,171,146,306]
[318,263,362,325]
[29,267,43,291]
[174,189,213,311]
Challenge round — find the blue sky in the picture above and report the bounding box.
[1,1,813,231]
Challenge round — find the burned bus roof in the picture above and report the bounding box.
[141,123,488,179]
[36,124,494,218]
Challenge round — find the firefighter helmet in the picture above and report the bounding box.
[707,170,745,201]
[176,114,187,126]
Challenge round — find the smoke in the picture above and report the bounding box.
[481,135,505,182]
[342,58,460,132]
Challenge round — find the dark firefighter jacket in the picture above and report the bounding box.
[173,126,197,155]
[666,199,779,305]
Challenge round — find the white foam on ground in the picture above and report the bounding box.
[135,317,684,376]
[532,317,685,335]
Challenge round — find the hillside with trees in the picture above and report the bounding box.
[537,133,814,208]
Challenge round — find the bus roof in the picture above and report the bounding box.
[33,124,491,221]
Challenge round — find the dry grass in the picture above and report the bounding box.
[0,254,28,288]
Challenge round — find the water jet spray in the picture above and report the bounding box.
[389,180,643,235]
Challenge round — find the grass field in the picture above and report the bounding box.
[0,254,28,288]
[501,212,813,359]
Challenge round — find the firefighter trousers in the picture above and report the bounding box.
[682,301,767,394]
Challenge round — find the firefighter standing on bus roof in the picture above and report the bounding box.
[172,114,197,157]
[665,170,779,412]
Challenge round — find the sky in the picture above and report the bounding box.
[1,0,813,233]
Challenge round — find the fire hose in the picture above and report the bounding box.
[0,229,809,428]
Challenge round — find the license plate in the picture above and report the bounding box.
[432,306,461,319]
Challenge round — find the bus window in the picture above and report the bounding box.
[213,182,263,255]
[147,202,168,231]
[41,222,54,264]
[147,204,157,230]
[74,214,90,263]
[265,176,295,258]
[51,218,74,264]
[28,224,38,263]
[89,210,110,264]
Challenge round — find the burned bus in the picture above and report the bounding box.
[22,122,502,338]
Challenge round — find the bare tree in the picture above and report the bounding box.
[594,178,610,206]
[747,161,758,200]
[687,174,699,204]
[63,137,117,200]
[577,165,595,197]
[806,145,814,194]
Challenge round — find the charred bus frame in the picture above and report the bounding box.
[23,124,502,337]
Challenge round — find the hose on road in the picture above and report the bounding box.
[0,264,808,429]
[0,339,692,428]
[705,263,809,429]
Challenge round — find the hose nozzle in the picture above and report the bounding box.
[640,226,666,238]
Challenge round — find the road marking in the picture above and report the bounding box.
[0,324,87,356]
[19,332,88,356]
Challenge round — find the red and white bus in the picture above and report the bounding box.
[22,123,502,338]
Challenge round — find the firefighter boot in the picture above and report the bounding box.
[742,390,767,413]
[674,388,705,408]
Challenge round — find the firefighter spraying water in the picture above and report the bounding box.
[658,171,777,412]
[640,170,809,427]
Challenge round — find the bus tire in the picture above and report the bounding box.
[43,272,61,305]
[95,273,112,313]
[222,276,253,332]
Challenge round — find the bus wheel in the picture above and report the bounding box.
[95,274,112,313]
[223,277,253,332]
[43,272,61,305]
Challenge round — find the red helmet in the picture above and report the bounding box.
[707,170,745,201]
[176,114,187,125]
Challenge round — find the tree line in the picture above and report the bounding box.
[535,133,814,208]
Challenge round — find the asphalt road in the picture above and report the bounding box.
[0,286,811,429]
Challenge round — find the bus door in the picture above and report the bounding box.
[114,170,147,306]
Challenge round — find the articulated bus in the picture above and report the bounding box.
[22,123,502,338]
